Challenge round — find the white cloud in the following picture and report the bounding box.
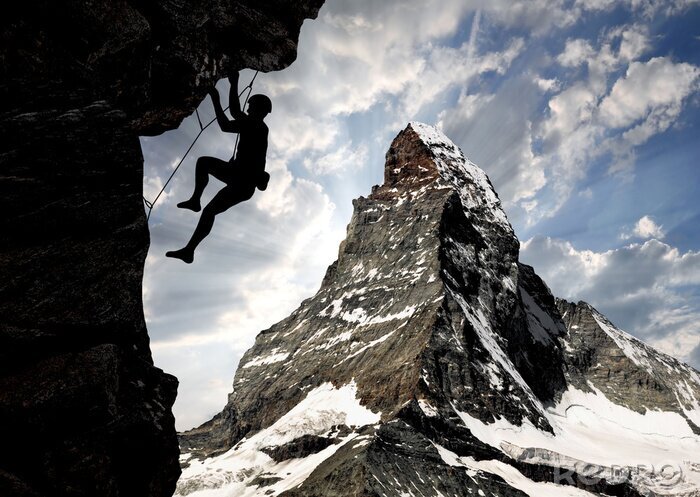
[507,124,547,204]
[479,0,579,33]
[323,13,384,33]
[513,28,700,224]
[303,142,368,175]
[628,0,700,16]
[578,187,593,199]
[407,32,526,133]
[485,0,696,33]
[253,154,339,218]
[268,114,340,157]
[542,83,599,143]
[557,39,595,67]
[575,0,700,16]
[601,57,699,174]
[534,77,561,92]
[617,24,652,61]
[520,236,700,366]
[599,57,699,128]
[438,92,494,124]
[260,0,477,121]
[620,215,665,240]
[556,24,650,78]
[143,174,169,207]
[574,0,617,10]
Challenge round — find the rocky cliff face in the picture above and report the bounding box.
[178,123,700,497]
[557,299,700,432]
[0,2,324,496]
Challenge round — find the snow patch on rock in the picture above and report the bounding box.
[242,350,290,369]
[409,122,511,231]
[453,384,700,494]
[176,381,380,496]
[434,443,599,497]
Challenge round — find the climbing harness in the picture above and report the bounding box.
[143,71,260,221]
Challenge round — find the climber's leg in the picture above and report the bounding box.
[177,157,229,212]
[167,183,255,263]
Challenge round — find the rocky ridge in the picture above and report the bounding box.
[178,123,700,497]
[0,2,325,496]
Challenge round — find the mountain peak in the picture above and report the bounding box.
[380,122,454,189]
[176,124,700,497]
[377,122,511,233]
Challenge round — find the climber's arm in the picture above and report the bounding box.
[228,72,245,120]
[208,87,240,133]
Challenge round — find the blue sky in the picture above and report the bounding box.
[141,0,700,430]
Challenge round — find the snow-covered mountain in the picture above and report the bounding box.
[176,123,700,497]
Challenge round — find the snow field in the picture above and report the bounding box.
[176,381,381,497]
[453,384,700,493]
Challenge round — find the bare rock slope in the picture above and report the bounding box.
[179,123,700,497]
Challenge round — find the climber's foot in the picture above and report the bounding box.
[166,248,194,264]
[177,199,201,212]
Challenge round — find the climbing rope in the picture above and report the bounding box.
[143,71,260,221]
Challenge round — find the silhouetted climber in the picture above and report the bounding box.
[166,72,271,263]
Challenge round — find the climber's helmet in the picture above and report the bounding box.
[247,94,272,117]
